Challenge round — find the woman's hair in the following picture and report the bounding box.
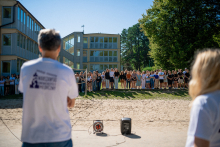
[189,49,220,100]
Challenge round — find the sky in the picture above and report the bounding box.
[19,0,153,38]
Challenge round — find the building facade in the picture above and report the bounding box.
[0,0,121,76]
[61,32,121,72]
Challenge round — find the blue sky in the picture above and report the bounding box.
[19,0,153,37]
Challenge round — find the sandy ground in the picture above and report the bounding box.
[0,98,191,147]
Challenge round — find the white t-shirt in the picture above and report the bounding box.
[185,90,220,147]
[10,77,15,85]
[158,72,164,79]
[19,58,78,143]
[110,71,114,77]
[142,74,146,79]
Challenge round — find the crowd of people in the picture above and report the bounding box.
[0,74,20,96]
[75,68,191,92]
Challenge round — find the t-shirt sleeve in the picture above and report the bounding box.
[18,69,23,93]
[68,71,79,99]
[187,101,213,142]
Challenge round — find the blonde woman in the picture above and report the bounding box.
[87,73,92,92]
[173,71,178,89]
[186,49,220,147]
[141,71,146,89]
[120,71,125,89]
[101,72,105,89]
[163,70,168,89]
[131,70,137,89]
[154,71,159,89]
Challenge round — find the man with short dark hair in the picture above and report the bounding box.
[19,29,78,147]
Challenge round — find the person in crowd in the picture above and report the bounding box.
[146,72,151,89]
[101,72,105,89]
[158,69,164,89]
[10,74,15,95]
[178,69,184,89]
[114,68,120,89]
[109,68,114,89]
[172,70,175,88]
[184,69,190,89]
[5,76,10,95]
[136,71,141,89]
[105,69,110,89]
[87,73,92,92]
[150,71,155,89]
[126,71,131,89]
[96,73,102,91]
[92,71,97,91]
[120,71,125,89]
[141,71,146,89]
[154,72,159,89]
[15,75,20,95]
[124,69,127,89]
[78,73,82,93]
[173,70,178,89]
[131,70,137,89]
[183,68,187,75]
[186,49,220,147]
[163,70,168,89]
[19,29,77,146]
[0,76,5,96]
[81,72,86,93]
[75,73,80,93]
[167,70,173,89]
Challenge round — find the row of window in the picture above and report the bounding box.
[17,7,42,34]
[83,37,118,49]
[90,37,117,43]
[17,33,39,54]
[90,64,118,71]
[90,51,117,56]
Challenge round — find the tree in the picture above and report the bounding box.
[139,0,220,69]
[121,23,152,71]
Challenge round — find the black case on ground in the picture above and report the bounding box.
[120,117,131,135]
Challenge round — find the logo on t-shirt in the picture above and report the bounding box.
[30,70,57,90]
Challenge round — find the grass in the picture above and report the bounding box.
[0,82,191,101]
[79,89,191,100]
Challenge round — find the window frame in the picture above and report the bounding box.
[3,7,12,19]
[3,34,11,46]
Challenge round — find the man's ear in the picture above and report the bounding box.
[39,45,43,53]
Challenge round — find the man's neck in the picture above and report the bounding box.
[42,55,57,60]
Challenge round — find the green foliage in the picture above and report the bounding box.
[139,0,220,69]
[142,66,153,71]
[121,23,153,71]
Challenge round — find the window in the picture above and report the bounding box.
[104,51,108,56]
[69,61,74,69]
[63,34,74,55]
[109,51,112,56]
[17,7,20,20]
[17,33,20,47]
[94,51,99,56]
[104,64,108,70]
[104,37,108,43]
[32,20,34,31]
[27,16,29,27]
[83,50,87,56]
[21,9,23,23]
[113,51,117,56]
[95,37,98,42]
[90,51,94,56]
[23,36,26,49]
[77,49,80,56]
[24,12,26,25]
[2,61,10,73]
[100,37,103,43]
[30,18,32,30]
[26,39,29,51]
[100,65,103,70]
[113,37,117,43]
[77,35,80,42]
[113,64,117,68]
[83,38,87,43]
[3,34,11,46]
[91,37,94,42]
[83,64,87,69]
[99,51,103,56]
[77,63,80,69]
[3,7,11,18]
[17,59,20,72]
[109,37,112,43]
